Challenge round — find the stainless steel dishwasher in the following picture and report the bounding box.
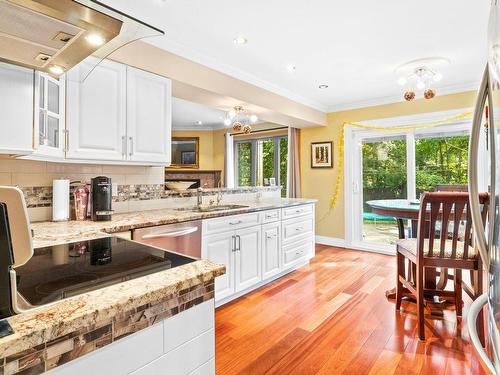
[132,220,202,259]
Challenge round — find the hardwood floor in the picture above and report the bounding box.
[215,245,486,374]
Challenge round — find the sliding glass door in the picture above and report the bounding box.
[346,120,472,252]
[362,137,407,245]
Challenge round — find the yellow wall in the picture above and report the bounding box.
[300,90,478,239]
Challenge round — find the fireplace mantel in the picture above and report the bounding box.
[164,169,222,189]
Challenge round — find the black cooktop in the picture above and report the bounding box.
[15,237,195,306]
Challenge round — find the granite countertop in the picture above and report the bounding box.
[0,198,315,361]
[31,198,317,248]
[0,260,224,358]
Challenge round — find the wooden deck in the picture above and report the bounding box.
[215,244,486,374]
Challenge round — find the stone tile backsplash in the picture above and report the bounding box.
[0,157,281,222]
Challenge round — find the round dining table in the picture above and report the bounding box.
[366,199,447,314]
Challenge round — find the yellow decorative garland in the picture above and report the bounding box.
[329,111,473,209]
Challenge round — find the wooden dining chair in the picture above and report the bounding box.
[395,191,489,341]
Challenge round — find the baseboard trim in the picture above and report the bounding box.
[315,235,346,248]
[315,236,396,256]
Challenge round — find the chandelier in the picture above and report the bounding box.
[395,58,449,102]
[224,106,258,134]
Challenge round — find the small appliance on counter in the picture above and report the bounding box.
[91,176,113,222]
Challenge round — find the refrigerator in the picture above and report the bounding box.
[469,1,500,374]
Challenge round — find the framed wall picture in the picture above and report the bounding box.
[311,141,333,168]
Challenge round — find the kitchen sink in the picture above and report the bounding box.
[175,204,249,212]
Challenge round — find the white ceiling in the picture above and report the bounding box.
[103,0,490,112]
[172,97,228,130]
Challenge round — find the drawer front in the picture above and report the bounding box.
[282,216,314,243]
[283,239,313,267]
[203,212,260,235]
[282,204,314,219]
[262,209,281,223]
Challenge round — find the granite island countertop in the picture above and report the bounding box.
[0,259,224,361]
[31,198,317,248]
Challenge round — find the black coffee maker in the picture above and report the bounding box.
[91,176,113,221]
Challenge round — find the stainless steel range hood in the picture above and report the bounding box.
[0,0,164,81]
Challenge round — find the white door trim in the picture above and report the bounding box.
[343,108,475,253]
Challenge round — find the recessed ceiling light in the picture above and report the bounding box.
[318,84,329,89]
[397,77,407,86]
[196,121,203,125]
[249,114,258,123]
[286,64,296,73]
[417,81,426,90]
[49,65,65,75]
[85,33,105,47]
[224,118,232,126]
[233,36,248,45]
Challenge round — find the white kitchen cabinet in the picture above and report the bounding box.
[30,72,66,160]
[0,62,34,154]
[234,226,262,292]
[47,300,215,375]
[202,232,235,301]
[127,66,171,164]
[202,226,262,301]
[202,204,315,306]
[66,58,127,161]
[262,222,281,280]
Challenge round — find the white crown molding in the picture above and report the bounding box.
[326,81,479,113]
[146,38,330,113]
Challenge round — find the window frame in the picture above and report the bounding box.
[234,134,288,188]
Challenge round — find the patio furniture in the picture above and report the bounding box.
[395,191,489,341]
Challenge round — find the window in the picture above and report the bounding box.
[235,135,288,197]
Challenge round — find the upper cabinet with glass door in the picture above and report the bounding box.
[32,72,66,160]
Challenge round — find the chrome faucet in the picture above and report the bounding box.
[197,188,203,208]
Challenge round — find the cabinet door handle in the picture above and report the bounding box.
[129,136,134,156]
[266,234,277,239]
[266,214,277,219]
[295,209,302,213]
[64,129,69,152]
[236,235,241,251]
[232,235,236,252]
[295,227,303,232]
[122,136,127,158]
[229,220,243,225]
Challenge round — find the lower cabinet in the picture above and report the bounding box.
[202,226,262,300]
[234,226,262,292]
[262,222,281,279]
[202,204,315,305]
[47,300,215,375]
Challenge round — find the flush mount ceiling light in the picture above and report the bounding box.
[286,64,296,73]
[224,106,257,133]
[318,84,329,89]
[48,65,65,75]
[395,57,450,101]
[85,33,106,47]
[233,36,248,45]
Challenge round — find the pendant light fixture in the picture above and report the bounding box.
[225,106,258,133]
